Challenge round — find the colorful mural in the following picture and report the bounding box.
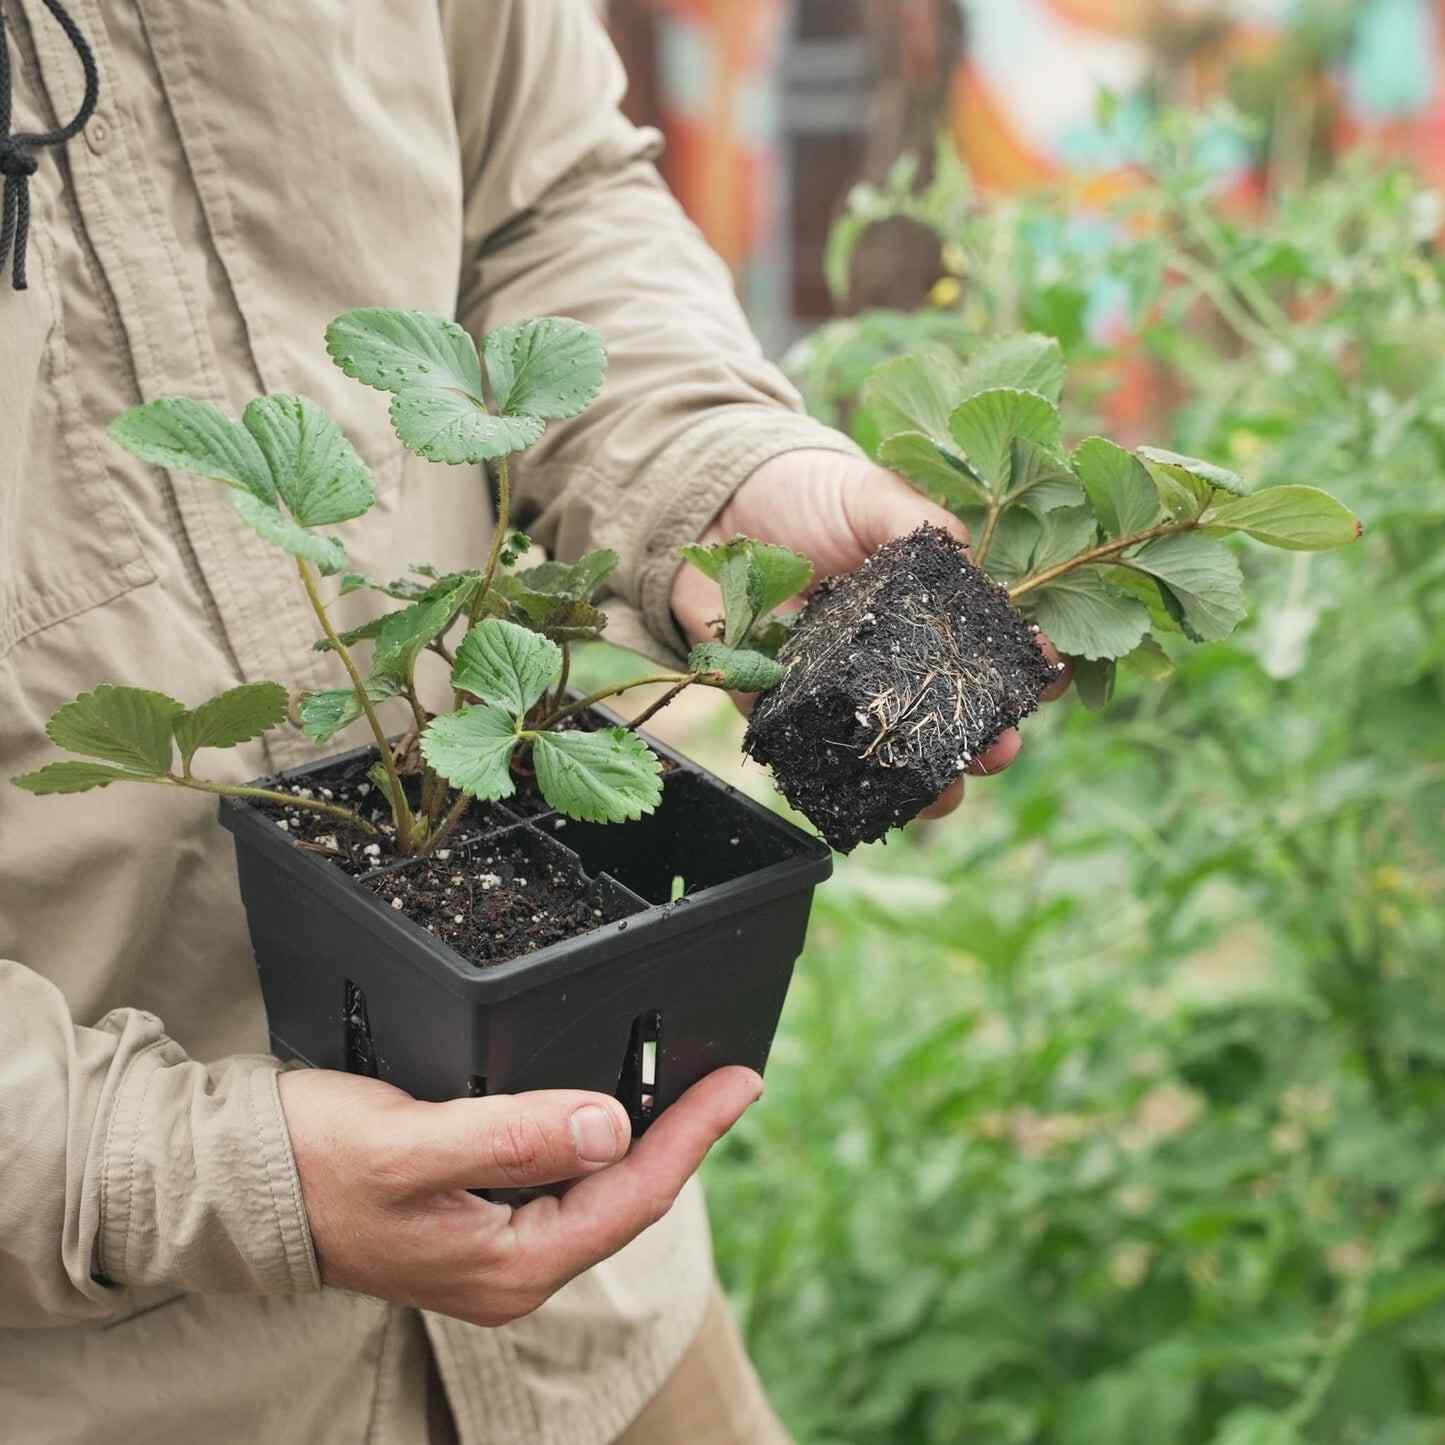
[610,1,1445,332]
[952,0,1445,195]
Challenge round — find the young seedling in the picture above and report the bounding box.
[13,310,812,863]
[746,333,1362,851]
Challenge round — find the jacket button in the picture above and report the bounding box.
[85,117,112,155]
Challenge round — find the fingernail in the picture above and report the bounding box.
[571,1104,622,1163]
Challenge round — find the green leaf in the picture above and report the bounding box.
[1072,657,1116,710]
[451,620,561,715]
[388,389,541,465]
[46,685,184,775]
[110,398,274,504]
[1137,446,1252,497]
[532,727,663,823]
[1138,447,1252,521]
[1074,436,1160,538]
[326,309,606,465]
[1127,534,1247,642]
[1119,635,1175,681]
[517,549,619,601]
[240,395,375,526]
[299,676,402,745]
[863,348,969,447]
[232,491,347,575]
[749,613,796,657]
[678,541,732,585]
[13,761,158,795]
[979,508,1043,585]
[948,389,1061,497]
[1021,573,1151,661]
[1209,1408,1302,1445]
[492,578,607,640]
[681,538,813,647]
[326,308,484,402]
[688,643,788,692]
[957,333,1065,403]
[483,318,608,421]
[1099,565,1185,635]
[369,579,478,684]
[1203,485,1361,551]
[530,599,609,643]
[174,682,288,769]
[877,431,989,510]
[419,706,520,801]
[1008,438,1083,513]
[336,571,437,602]
[743,542,814,617]
[313,612,395,652]
[1028,505,1098,572]
[325,308,517,465]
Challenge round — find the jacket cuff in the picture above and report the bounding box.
[98,1039,320,1297]
[632,405,865,660]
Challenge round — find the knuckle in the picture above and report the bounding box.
[638,1187,677,1230]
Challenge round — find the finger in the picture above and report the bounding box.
[513,1067,762,1283]
[843,466,971,565]
[1036,636,1073,702]
[919,777,966,819]
[398,1090,632,1194]
[967,727,1022,776]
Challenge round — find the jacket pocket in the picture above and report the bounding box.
[0,228,156,661]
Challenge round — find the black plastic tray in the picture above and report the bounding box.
[219,711,832,1131]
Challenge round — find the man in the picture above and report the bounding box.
[0,4,1056,1442]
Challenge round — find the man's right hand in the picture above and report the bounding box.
[277,1065,761,1326]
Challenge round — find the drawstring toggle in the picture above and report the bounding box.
[0,0,100,292]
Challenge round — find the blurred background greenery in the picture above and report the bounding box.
[596,3,1445,1441]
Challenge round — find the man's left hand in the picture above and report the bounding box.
[670,449,1071,822]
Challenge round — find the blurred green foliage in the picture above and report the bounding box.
[707,106,1445,1445]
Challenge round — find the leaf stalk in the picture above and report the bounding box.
[296,558,417,846]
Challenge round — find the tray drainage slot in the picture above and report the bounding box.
[617,1009,662,1132]
[344,980,379,1078]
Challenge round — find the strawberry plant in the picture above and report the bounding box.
[746,334,1361,850]
[12,310,811,859]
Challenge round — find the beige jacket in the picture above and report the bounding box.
[0,3,855,1441]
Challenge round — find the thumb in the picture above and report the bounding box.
[841,464,972,564]
[397,1090,633,1194]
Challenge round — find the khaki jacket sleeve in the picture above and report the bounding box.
[441,0,864,662]
[0,961,319,1327]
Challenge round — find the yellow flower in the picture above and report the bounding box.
[930,277,962,309]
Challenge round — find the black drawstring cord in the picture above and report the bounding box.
[0,0,99,291]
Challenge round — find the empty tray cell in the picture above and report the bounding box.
[552,771,806,905]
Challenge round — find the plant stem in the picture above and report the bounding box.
[402,683,429,740]
[1168,251,1282,356]
[473,454,512,623]
[424,788,472,857]
[536,672,703,731]
[552,642,572,713]
[1007,520,1192,600]
[1284,1268,1372,1433]
[296,558,417,845]
[167,775,379,836]
[452,455,513,718]
[1180,198,1297,344]
[625,679,696,733]
[974,503,1003,567]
